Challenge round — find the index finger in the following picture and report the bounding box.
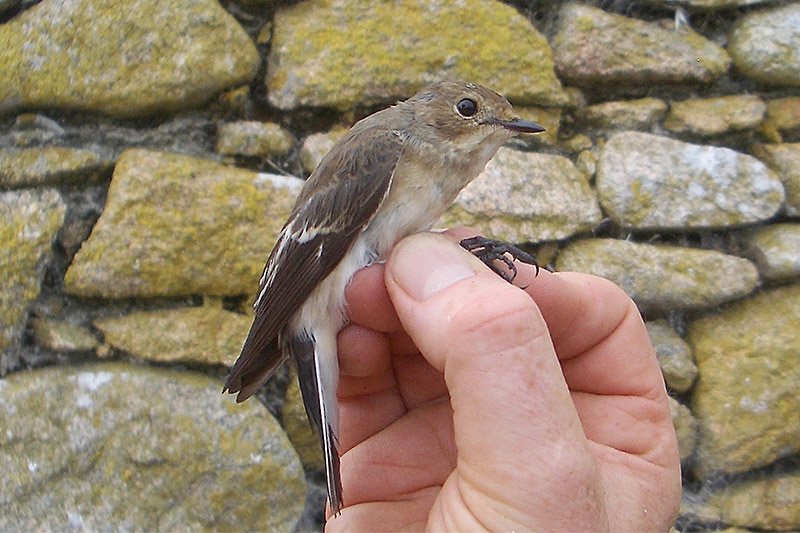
[522,270,664,399]
[436,230,663,399]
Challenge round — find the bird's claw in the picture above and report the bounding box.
[459,236,539,282]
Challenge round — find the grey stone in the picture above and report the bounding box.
[0,0,260,117]
[664,95,766,136]
[688,285,800,475]
[30,317,99,352]
[439,148,602,243]
[65,149,304,298]
[93,300,251,366]
[742,223,800,281]
[0,362,306,531]
[669,397,698,464]
[729,4,800,86]
[755,143,800,216]
[550,3,730,86]
[575,149,599,177]
[582,98,668,130]
[8,113,66,146]
[0,189,66,368]
[216,121,294,158]
[679,490,722,529]
[562,134,593,155]
[282,367,323,471]
[556,239,759,311]
[708,472,800,530]
[597,132,784,230]
[763,97,800,141]
[647,319,697,393]
[643,0,780,7]
[515,107,563,148]
[0,147,113,188]
[299,128,348,175]
[266,0,566,110]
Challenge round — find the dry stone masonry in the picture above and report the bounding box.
[1,0,800,530]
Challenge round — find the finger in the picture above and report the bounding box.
[337,324,405,452]
[338,268,448,452]
[338,324,393,380]
[384,233,596,516]
[337,323,449,451]
[518,271,678,473]
[437,229,664,399]
[525,271,664,398]
[338,400,456,511]
[345,263,402,332]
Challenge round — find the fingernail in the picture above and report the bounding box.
[389,233,476,301]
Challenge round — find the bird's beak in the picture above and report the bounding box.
[496,118,546,134]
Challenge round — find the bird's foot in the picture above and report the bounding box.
[459,236,539,283]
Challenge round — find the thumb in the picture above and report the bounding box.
[384,232,598,521]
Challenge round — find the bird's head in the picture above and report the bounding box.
[405,81,544,154]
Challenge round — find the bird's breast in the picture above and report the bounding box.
[362,153,463,260]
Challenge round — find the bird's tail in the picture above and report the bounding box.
[224,328,286,403]
[289,333,344,514]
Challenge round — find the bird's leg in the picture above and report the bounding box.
[460,236,539,282]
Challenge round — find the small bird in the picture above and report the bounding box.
[223,81,544,514]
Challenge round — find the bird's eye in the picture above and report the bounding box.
[456,98,478,118]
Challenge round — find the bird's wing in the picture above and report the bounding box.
[223,128,405,401]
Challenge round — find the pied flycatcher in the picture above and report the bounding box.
[223,81,544,514]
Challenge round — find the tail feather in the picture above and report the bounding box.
[289,333,344,514]
[223,336,285,403]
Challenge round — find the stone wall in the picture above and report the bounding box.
[1,0,799,530]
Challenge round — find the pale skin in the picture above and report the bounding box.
[327,229,682,532]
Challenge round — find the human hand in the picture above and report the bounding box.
[329,230,681,531]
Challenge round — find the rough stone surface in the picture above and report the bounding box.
[439,148,601,243]
[0,0,260,117]
[0,147,113,188]
[647,319,697,393]
[729,4,800,87]
[664,95,766,136]
[669,396,698,464]
[0,362,305,531]
[765,97,800,134]
[550,3,731,86]
[556,239,759,311]
[0,189,66,365]
[298,128,348,175]
[266,0,566,110]
[680,490,723,529]
[93,301,251,366]
[6,113,68,146]
[282,368,323,471]
[516,106,562,148]
[582,97,668,130]
[597,132,785,230]
[756,143,800,216]
[708,472,800,531]
[216,121,294,158]
[644,0,780,6]
[575,149,598,177]
[562,134,593,155]
[689,285,800,475]
[742,223,800,281]
[65,149,303,298]
[30,317,99,352]
[761,96,800,141]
